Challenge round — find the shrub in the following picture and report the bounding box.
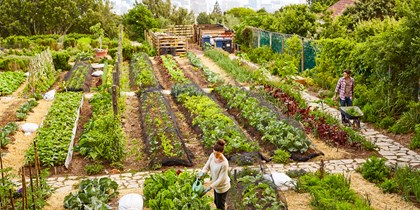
[410,124,420,149]
[52,51,71,71]
[358,156,390,184]
[272,149,291,164]
[390,102,420,134]
[0,56,31,72]
[76,37,92,52]
[379,116,395,129]
[381,178,398,193]
[84,163,104,175]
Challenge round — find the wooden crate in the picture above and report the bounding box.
[167,25,193,39]
[147,30,188,56]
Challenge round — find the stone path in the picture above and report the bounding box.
[301,91,420,168]
[46,158,365,193]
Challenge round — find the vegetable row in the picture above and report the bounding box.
[0,71,25,95]
[64,61,90,91]
[130,53,157,89]
[25,92,83,166]
[158,55,189,84]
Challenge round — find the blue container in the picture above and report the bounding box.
[223,38,233,53]
[214,38,224,48]
[202,35,211,48]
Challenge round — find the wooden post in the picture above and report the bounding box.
[28,168,35,210]
[269,32,272,49]
[281,35,285,53]
[33,141,40,188]
[301,38,305,73]
[257,30,261,48]
[21,167,27,210]
[9,189,15,210]
[112,85,118,117]
[0,149,4,209]
[118,24,123,73]
[113,70,119,87]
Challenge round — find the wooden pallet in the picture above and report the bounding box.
[167,25,193,39]
[146,30,188,56]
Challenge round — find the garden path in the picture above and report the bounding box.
[229,54,420,169]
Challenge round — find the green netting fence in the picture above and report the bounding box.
[246,27,317,71]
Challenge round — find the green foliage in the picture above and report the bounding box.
[172,84,259,155]
[342,0,396,29]
[78,92,125,163]
[64,177,119,209]
[84,163,104,175]
[25,92,83,166]
[215,85,310,153]
[272,149,291,164]
[379,116,395,129]
[389,102,420,134]
[124,4,159,39]
[0,122,18,148]
[186,52,223,85]
[358,156,390,184]
[381,178,398,193]
[0,71,25,96]
[410,124,420,150]
[131,53,157,89]
[226,7,257,20]
[272,4,318,37]
[52,50,71,71]
[0,56,31,72]
[76,37,92,52]
[65,62,90,91]
[143,169,212,210]
[391,167,420,202]
[298,173,372,209]
[160,55,189,84]
[16,98,39,121]
[25,50,57,96]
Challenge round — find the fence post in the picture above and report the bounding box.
[269,32,272,49]
[301,38,305,73]
[112,85,118,117]
[257,29,261,48]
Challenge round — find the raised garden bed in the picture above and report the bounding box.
[63,60,91,92]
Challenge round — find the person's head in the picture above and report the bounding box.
[343,69,351,78]
[213,139,226,159]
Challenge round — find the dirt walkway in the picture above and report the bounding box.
[2,99,53,175]
[283,191,311,210]
[190,49,237,85]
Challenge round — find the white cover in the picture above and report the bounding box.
[118,194,143,210]
[91,70,104,77]
[43,89,56,100]
[20,123,39,134]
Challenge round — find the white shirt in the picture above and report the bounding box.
[201,153,231,193]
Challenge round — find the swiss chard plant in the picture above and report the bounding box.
[171,84,259,155]
[143,169,212,210]
[25,92,83,166]
[0,71,26,96]
[215,85,310,153]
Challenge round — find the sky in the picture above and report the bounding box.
[110,0,306,15]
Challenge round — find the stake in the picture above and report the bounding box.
[21,167,27,210]
[9,189,15,210]
[33,141,40,188]
[0,149,4,209]
[28,168,35,210]
[112,85,119,117]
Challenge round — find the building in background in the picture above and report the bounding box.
[249,0,262,10]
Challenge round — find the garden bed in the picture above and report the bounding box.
[63,60,92,92]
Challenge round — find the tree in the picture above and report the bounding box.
[226,7,256,20]
[170,7,195,25]
[197,12,211,24]
[123,4,159,40]
[307,0,339,13]
[141,0,171,19]
[342,0,396,29]
[272,4,317,37]
[212,1,222,15]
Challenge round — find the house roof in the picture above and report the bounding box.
[329,0,356,17]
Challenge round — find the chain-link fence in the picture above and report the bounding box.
[246,27,317,71]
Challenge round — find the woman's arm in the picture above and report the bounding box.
[211,164,228,188]
[200,154,213,175]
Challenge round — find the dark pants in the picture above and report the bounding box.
[214,190,228,210]
[340,97,352,122]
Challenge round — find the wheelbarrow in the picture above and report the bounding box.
[339,106,363,130]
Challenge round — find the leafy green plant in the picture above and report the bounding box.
[390,102,420,134]
[77,92,125,163]
[357,156,390,184]
[239,174,284,209]
[410,124,420,149]
[24,49,57,96]
[130,53,157,89]
[0,71,26,95]
[272,149,291,164]
[84,163,104,175]
[381,178,398,193]
[158,55,189,84]
[186,52,223,85]
[171,84,259,155]
[25,92,83,166]
[64,61,90,91]
[215,85,310,153]
[143,169,212,210]
[64,177,118,209]
[16,98,38,121]
[298,173,372,209]
[0,122,18,148]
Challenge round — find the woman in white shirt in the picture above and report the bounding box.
[199,139,231,210]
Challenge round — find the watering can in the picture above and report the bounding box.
[192,177,211,197]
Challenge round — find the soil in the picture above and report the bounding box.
[122,95,148,171]
[44,190,75,210]
[2,99,53,175]
[151,57,173,90]
[174,56,209,88]
[0,98,26,127]
[190,49,237,86]
[349,172,420,210]
[283,190,312,210]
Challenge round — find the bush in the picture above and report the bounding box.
[76,37,92,52]
[410,124,420,149]
[52,51,71,71]
[272,149,290,164]
[84,163,104,175]
[358,156,390,184]
[390,102,420,134]
[381,178,398,193]
[0,56,31,72]
[379,116,395,129]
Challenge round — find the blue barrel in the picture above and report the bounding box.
[202,35,211,48]
[214,38,224,48]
